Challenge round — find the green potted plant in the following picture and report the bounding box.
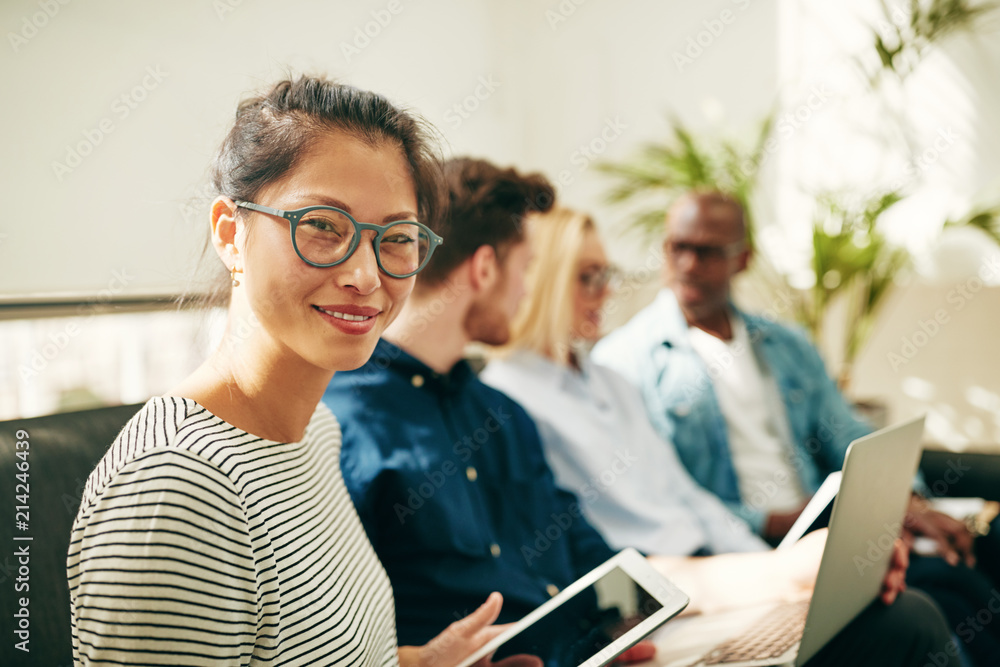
[598,0,997,390]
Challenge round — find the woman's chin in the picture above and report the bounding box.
[309,339,381,374]
[335,348,377,372]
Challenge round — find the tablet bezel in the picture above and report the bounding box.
[456,547,689,667]
[776,471,842,551]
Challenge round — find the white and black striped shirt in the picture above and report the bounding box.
[67,396,398,666]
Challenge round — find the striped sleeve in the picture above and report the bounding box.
[67,447,257,666]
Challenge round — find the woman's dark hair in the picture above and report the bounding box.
[192,75,444,307]
[417,157,555,286]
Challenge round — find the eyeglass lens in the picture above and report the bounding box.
[580,267,615,293]
[665,240,736,262]
[294,209,430,276]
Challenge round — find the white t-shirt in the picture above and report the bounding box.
[687,315,807,515]
[68,396,399,666]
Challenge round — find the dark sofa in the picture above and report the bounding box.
[0,403,143,667]
[1,402,997,666]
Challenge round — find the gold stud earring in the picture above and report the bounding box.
[231,266,241,287]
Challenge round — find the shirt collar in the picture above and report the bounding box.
[653,289,694,349]
[654,288,769,347]
[373,338,476,395]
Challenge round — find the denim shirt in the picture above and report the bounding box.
[323,339,616,647]
[592,289,873,534]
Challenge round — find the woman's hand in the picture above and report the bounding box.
[776,528,826,599]
[398,592,543,667]
[613,640,656,663]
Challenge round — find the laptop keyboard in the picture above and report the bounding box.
[701,600,810,665]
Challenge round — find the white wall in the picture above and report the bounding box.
[764,0,1000,447]
[2,0,996,446]
[0,0,776,303]
[852,283,1000,449]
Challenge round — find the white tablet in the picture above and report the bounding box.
[456,548,689,667]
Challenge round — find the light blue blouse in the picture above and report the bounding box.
[481,349,769,556]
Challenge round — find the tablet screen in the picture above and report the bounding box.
[490,566,664,666]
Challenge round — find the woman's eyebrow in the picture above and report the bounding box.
[381,211,419,223]
[301,193,417,223]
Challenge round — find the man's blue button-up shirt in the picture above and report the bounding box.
[323,338,616,647]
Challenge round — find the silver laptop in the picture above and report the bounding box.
[653,416,925,667]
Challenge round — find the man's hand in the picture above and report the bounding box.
[905,495,976,567]
[763,501,808,542]
[398,592,542,667]
[880,538,909,605]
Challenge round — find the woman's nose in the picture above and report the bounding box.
[335,233,381,295]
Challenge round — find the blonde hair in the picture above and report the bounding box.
[501,206,596,366]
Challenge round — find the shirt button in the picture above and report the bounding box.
[546,584,560,597]
[466,467,478,482]
[411,374,424,388]
[490,543,501,558]
[788,389,804,403]
[674,404,691,417]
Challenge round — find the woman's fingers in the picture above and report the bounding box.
[492,655,544,667]
[452,592,503,636]
[614,640,657,663]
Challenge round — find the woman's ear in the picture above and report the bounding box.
[211,196,241,271]
[468,244,499,293]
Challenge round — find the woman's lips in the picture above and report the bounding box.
[313,305,380,335]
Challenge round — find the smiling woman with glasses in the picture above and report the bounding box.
[234,200,443,278]
[66,76,528,667]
